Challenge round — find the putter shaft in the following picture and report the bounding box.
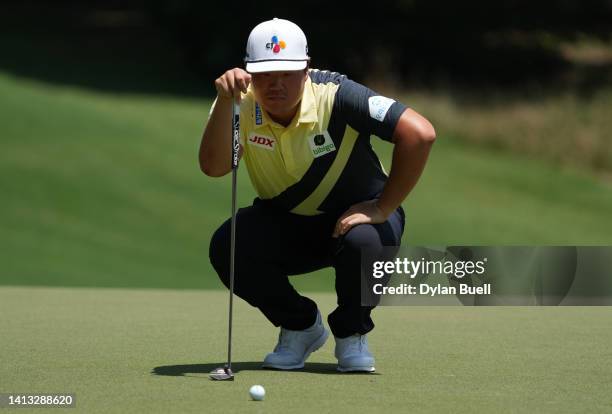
[211,101,240,382]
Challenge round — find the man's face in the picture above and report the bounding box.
[251,69,309,120]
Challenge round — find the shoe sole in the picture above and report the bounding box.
[337,365,376,373]
[262,328,329,370]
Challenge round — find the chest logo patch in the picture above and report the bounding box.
[248,133,276,151]
[309,131,336,158]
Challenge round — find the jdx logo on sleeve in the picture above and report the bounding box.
[248,133,276,151]
[308,131,336,158]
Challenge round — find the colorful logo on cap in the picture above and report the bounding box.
[266,36,286,54]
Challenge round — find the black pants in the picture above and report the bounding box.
[209,199,405,338]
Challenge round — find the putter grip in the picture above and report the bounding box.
[231,102,240,169]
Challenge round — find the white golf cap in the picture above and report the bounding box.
[244,18,310,73]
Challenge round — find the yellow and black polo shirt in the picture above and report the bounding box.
[238,69,407,216]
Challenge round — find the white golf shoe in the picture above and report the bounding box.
[334,334,376,372]
[262,311,329,370]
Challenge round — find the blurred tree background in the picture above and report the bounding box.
[154,0,612,94]
[2,0,612,94]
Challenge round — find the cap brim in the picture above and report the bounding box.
[246,60,308,73]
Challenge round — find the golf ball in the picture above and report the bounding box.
[249,385,265,401]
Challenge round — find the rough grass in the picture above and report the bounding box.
[405,88,612,174]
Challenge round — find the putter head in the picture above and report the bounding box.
[209,366,234,381]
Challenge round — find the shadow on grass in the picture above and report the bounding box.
[152,362,380,376]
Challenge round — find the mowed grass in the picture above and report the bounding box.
[2,71,612,291]
[1,286,611,413]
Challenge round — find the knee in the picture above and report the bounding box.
[209,221,231,287]
[342,224,381,252]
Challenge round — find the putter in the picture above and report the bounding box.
[210,100,240,381]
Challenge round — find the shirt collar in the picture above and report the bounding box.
[252,77,318,129]
[297,77,318,125]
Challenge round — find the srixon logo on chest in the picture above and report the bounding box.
[247,134,276,151]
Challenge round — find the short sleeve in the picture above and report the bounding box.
[208,97,246,146]
[207,97,217,120]
[334,80,407,142]
[239,126,246,146]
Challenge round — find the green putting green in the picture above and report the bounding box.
[1,286,611,413]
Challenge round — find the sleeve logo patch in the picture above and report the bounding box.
[309,130,336,158]
[248,133,275,150]
[368,96,395,122]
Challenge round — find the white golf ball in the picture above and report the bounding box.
[249,385,265,401]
